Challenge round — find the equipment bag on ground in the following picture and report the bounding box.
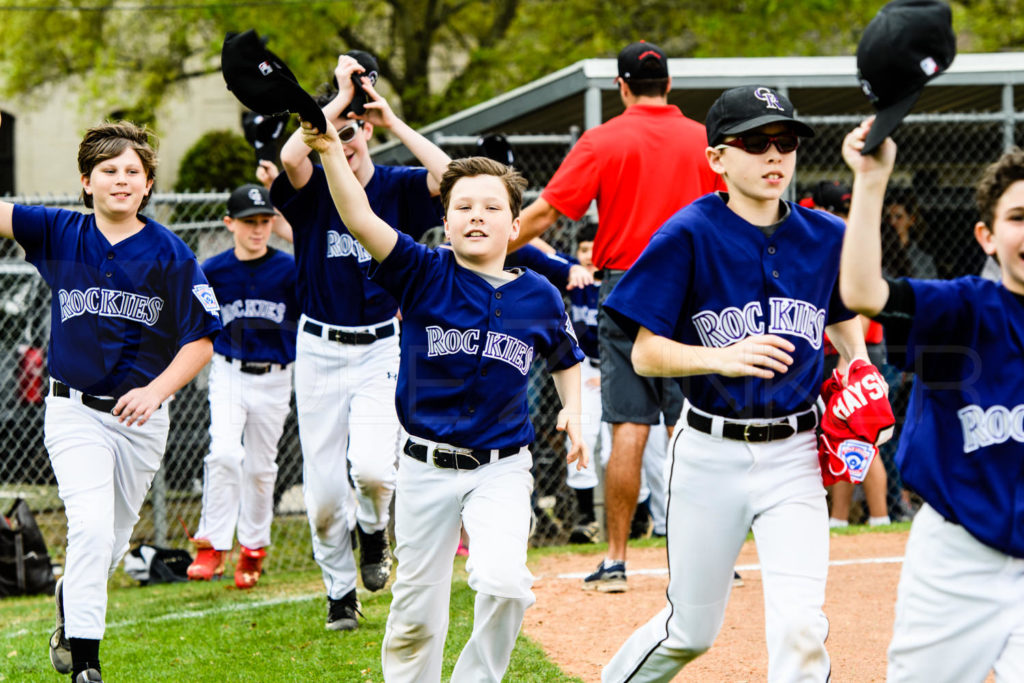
[0,498,57,598]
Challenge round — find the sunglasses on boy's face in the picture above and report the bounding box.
[715,132,800,155]
[338,121,363,144]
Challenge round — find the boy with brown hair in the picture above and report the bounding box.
[301,115,587,681]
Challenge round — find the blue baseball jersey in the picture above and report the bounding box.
[604,194,854,418]
[201,247,298,365]
[12,204,222,397]
[270,164,443,326]
[506,245,599,359]
[370,232,585,450]
[887,277,1024,557]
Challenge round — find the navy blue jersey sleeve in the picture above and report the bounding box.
[269,166,323,236]
[545,305,586,372]
[826,277,856,325]
[11,204,69,284]
[604,229,693,341]
[369,231,435,310]
[896,278,975,378]
[505,245,573,288]
[169,257,223,347]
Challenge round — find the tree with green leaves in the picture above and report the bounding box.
[0,1,1014,131]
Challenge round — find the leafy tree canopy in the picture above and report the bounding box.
[0,1,1015,130]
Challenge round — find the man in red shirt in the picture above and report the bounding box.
[512,41,723,591]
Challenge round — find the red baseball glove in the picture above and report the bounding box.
[818,359,895,486]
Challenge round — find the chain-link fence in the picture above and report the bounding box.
[0,107,1018,578]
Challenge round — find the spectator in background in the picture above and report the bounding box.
[883,190,938,279]
[811,181,892,527]
[510,40,723,592]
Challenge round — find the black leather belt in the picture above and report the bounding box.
[403,439,520,470]
[588,358,600,368]
[225,357,286,375]
[686,409,817,442]
[303,320,396,345]
[50,380,118,413]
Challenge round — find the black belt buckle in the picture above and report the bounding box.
[240,362,272,375]
[434,446,480,470]
[742,422,794,442]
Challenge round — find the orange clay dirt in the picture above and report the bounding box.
[524,530,910,682]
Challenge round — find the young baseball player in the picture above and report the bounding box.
[301,116,586,681]
[599,86,870,682]
[187,184,297,588]
[271,52,448,630]
[0,117,221,683]
[841,119,1024,682]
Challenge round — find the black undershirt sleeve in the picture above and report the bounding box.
[874,276,915,368]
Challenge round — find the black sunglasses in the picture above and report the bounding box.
[716,132,800,154]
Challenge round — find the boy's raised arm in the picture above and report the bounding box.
[0,114,12,240]
[301,121,398,263]
[840,118,898,317]
[354,77,451,194]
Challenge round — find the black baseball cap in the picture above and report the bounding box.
[336,50,381,117]
[477,134,515,166]
[617,41,668,81]
[812,180,852,215]
[705,85,815,146]
[227,184,276,219]
[857,0,956,155]
[221,29,327,133]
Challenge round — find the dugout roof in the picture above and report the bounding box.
[372,52,1024,164]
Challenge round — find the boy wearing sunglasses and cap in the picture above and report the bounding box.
[271,52,448,631]
[599,85,870,681]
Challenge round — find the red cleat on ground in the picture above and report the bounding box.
[186,540,225,581]
[235,546,267,589]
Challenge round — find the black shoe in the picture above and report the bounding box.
[357,527,392,592]
[629,499,653,540]
[74,668,103,683]
[326,589,363,631]
[733,571,744,587]
[582,560,627,593]
[568,520,600,544]
[49,577,72,674]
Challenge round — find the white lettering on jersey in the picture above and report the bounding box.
[58,287,164,326]
[220,298,287,326]
[326,230,371,262]
[691,298,825,349]
[958,404,1024,453]
[570,304,598,328]
[426,326,480,356]
[425,326,534,375]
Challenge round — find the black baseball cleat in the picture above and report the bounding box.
[49,577,72,674]
[74,668,103,683]
[357,527,392,592]
[326,589,363,631]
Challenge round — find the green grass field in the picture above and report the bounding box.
[0,552,584,683]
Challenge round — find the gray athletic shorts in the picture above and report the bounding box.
[598,269,684,425]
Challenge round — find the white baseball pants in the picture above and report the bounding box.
[193,355,291,551]
[888,503,1024,682]
[604,409,830,683]
[565,360,664,522]
[382,448,535,682]
[295,314,401,598]
[44,391,169,640]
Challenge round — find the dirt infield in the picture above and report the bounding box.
[524,530,910,682]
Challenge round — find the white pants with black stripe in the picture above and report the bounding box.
[382,448,535,682]
[295,314,402,599]
[603,409,830,682]
[45,393,169,640]
[193,355,292,550]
